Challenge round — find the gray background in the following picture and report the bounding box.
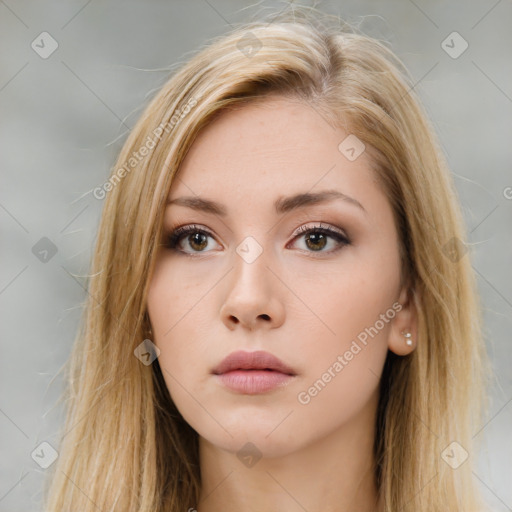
[1,0,511,510]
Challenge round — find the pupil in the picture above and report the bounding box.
[190,233,207,250]
[306,233,326,251]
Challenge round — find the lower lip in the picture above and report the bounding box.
[215,370,295,394]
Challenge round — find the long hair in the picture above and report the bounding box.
[43,5,491,511]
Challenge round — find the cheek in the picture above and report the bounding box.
[146,261,185,371]
[291,276,393,434]
[147,262,176,341]
[147,257,206,337]
[146,259,211,396]
[291,250,399,343]
[294,349,383,447]
[290,246,399,399]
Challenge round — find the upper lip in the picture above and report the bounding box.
[212,350,297,376]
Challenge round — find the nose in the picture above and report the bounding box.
[220,247,285,331]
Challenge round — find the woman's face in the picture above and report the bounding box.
[147,95,414,458]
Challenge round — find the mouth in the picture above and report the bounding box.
[211,350,297,394]
[213,369,296,394]
[211,350,297,376]
[214,368,295,375]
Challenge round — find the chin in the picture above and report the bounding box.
[198,422,304,460]
[225,436,300,461]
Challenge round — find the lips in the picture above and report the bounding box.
[212,350,297,376]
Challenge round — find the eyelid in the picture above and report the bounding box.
[165,223,218,247]
[165,221,348,243]
[291,221,348,239]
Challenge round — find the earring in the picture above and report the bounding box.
[402,331,413,346]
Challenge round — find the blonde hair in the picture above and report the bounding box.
[43,5,491,511]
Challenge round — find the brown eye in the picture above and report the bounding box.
[304,231,328,251]
[290,224,350,254]
[166,225,218,254]
[185,232,209,251]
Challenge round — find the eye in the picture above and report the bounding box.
[165,224,219,254]
[164,222,351,256]
[288,223,351,254]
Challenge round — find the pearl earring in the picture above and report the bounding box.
[402,331,413,346]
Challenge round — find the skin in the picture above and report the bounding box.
[146,95,417,512]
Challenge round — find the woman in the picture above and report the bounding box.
[43,6,491,511]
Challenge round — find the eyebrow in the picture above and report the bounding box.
[166,189,366,216]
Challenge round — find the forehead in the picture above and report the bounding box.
[167,96,380,217]
[180,96,343,169]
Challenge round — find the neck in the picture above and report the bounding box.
[196,390,381,512]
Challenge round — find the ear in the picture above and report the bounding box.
[387,285,418,356]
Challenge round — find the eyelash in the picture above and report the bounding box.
[164,223,351,256]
